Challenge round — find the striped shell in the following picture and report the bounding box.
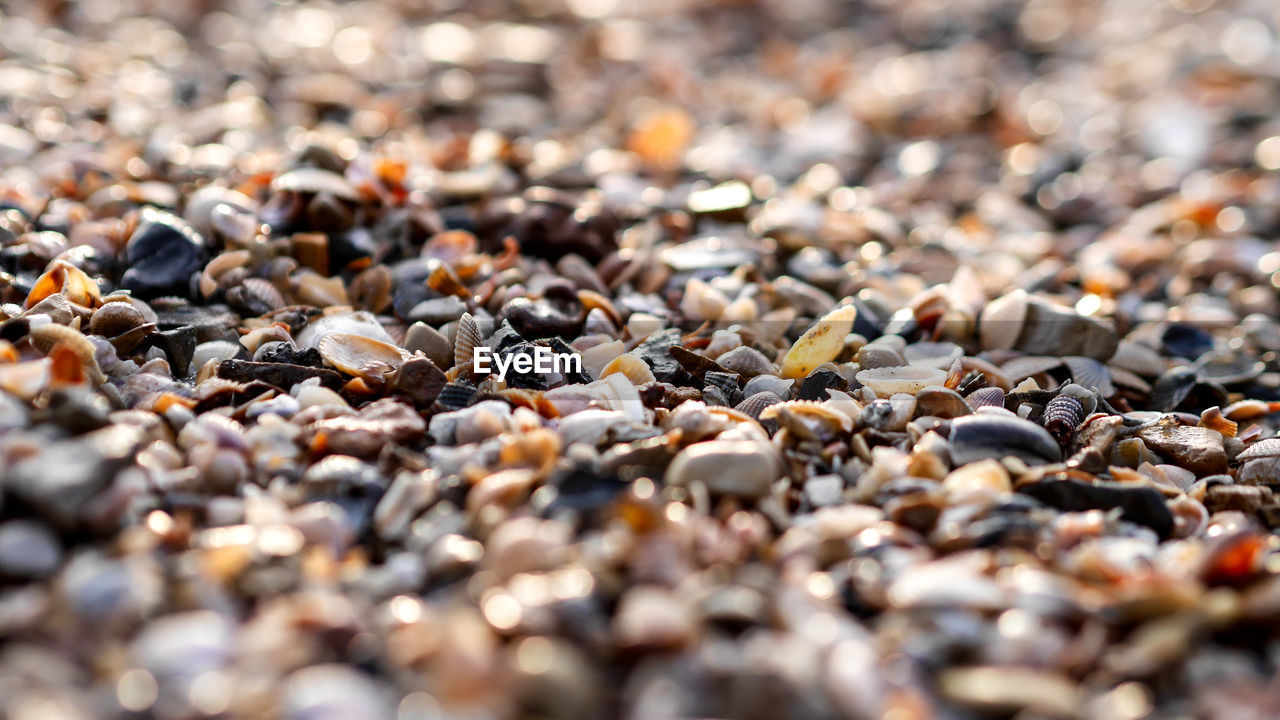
[1109,340,1166,377]
[1041,394,1084,446]
[735,390,783,419]
[454,312,481,369]
[964,386,1005,409]
[438,380,478,410]
[1063,356,1114,397]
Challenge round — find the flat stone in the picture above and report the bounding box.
[1136,422,1228,476]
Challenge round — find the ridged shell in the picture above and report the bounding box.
[25,260,101,310]
[90,302,146,338]
[454,312,481,369]
[1107,366,1151,393]
[1041,394,1084,445]
[1062,356,1114,397]
[1147,366,1197,412]
[1237,438,1280,461]
[735,391,783,419]
[704,370,741,399]
[780,305,857,379]
[1000,356,1063,383]
[1109,340,1166,377]
[964,386,1005,409]
[318,333,410,380]
[601,353,657,385]
[438,381,477,410]
[855,366,948,396]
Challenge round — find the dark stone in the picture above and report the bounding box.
[501,297,581,339]
[797,368,848,401]
[120,208,206,299]
[152,302,239,343]
[667,344,725,384]
[154,325,198,376]
[216,359,344,391]
[545,466,627,513]
[1162,323,1214,360]
[949,414,1062,466]
[1019,479,1174,538]
[393,357,448,406]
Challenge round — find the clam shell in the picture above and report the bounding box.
[855,366,948,396]
[978,290,1029,352]
[1195,353,1264,386]
[1000,356,1063,383]
[735,391,783,419]
[964,386,1005,409]
[1147,366,1197,412]
[601,353,657,385]
[717,346,776,378]
[1062,356,1114,397]
[915,385,971,419]
[1237,438,1280,461]
[780,305,857,379]
[317,333,410,380]
[1108,340,1166,377]
[90,302,146,338]
[454,312,481,368]
[580,339,625,379]
[903,342,962,370]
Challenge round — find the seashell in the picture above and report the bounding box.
[735,391,783,419]
[25,259,100,310]
[999,355,1063,383]
[90,301,146,338]
[601,353,656,385]
[915,385,971,419]
[858,393,915,432]
[317,333,410,381]
[1238,456,1280,485]
[704,370,741,402]
[1062,356,1114,396]
[717,346,775,378]
[1109,339,1167,377]
[437,380,477,411]
[454,312,481,369]
[1146,366,1197,412]
[965,386,1005,409]
[855,366,948,396]
[295,310,393,348]
[1107,366,1151,393]
[761,399,854,439]
[701,385,728,406]
[679,277,730,322]
[1223,400,1280,422]
[1195,352,1264,386]
[1197,407,1236,438]
[579,339,625,380]
[902,341,962,370]
[980,290,1117,359]
[664,440,782,498]
[949,413,1062,466]
[780,305,857,379]
[0,359,50,400]
[854,342,905,369]
[346,265,392,314]
[742,374,794,399]
[1238,438,1280,461]
[1041,394,1084,447]
[28,323,105,384]
[272,166,359,201]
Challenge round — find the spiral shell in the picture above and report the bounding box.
[1041,394,1084,447]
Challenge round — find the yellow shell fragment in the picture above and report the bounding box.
[780,305,857,379]
[318,332,410,380]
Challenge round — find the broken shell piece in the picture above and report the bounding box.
[780,305,857,379]
[855,366,948,396]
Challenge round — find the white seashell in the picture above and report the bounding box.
[855,366,947,396]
